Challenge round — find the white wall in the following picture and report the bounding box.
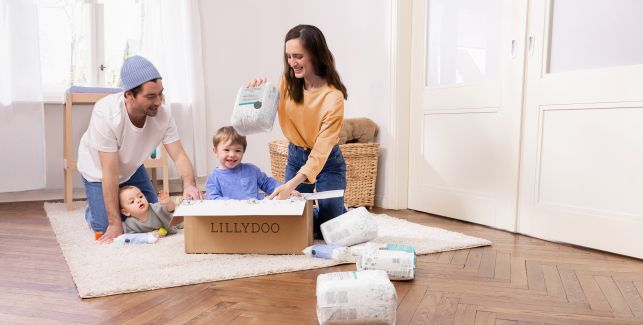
[29,1,399,208]
[199,0,396,207]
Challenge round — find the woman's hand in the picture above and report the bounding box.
[267,184,294,200]
[267,174,307,200]
[246,78,267,88]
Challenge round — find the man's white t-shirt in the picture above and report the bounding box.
[77,93,179,183]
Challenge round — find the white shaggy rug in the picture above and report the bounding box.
[44,202,491,298]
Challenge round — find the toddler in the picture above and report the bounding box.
[119,185,176,236]
[205,126,282,200]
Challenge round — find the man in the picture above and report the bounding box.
[77,55,203,243]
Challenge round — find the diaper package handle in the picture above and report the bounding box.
[231,83,279,135]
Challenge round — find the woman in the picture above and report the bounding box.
[248,24,348,237]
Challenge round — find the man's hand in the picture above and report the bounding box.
[98,222,124,243]
[183,184,203,200]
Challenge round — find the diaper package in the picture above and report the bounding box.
[357,243,416,280]
[320,207,378,246]
[230,83,279,135]
[316,270,397,325]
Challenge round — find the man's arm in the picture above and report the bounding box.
[98,151,124,243]
[164,140,203,199]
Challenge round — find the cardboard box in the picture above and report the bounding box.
[174,199,314,254]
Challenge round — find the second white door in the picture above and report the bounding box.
[408,0,527,231]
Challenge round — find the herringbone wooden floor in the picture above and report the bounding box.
[1,201,642,324]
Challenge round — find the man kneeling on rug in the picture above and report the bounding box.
[76,55,203,243]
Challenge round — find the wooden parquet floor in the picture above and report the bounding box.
[1,201,643,324]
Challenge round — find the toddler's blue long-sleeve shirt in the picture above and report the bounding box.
[205,163,281,200]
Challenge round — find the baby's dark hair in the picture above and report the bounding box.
[213,126,247,151]
[119,185,139,195]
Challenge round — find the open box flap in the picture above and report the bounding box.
[173,190,343,217]
[174,199,307,217]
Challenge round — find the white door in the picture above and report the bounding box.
[408,0,527,231]
[518,0,643,259]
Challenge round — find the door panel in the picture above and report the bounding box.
[408,0,527,231]
[518,0,643,258]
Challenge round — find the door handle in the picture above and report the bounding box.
[528,35,535,56]
[511,39,517,58]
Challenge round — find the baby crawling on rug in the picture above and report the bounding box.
[118,185,177,237]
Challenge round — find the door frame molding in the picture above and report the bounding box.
[380,0,412,209]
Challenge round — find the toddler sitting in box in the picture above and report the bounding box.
[119,185,176,236]
[205,126,286,200]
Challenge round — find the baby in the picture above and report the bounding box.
[205,126,283,200]
[119,185,176,236]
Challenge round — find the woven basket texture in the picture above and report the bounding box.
[269,140,379,207]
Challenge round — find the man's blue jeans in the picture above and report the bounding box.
[82,165,158,232]
[284,143,347,235]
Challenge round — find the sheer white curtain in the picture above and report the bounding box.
[138,0,208,178]
[0,0,46,192]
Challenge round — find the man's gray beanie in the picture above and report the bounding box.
[120,55,162,91]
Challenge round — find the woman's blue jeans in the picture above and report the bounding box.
[82,165,158,232]
[285,143,347,235]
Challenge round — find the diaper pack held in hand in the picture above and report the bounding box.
[316,270,397,325]
[231,83,279,135]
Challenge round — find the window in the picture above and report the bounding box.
[37,0,144,99]
[426,0,503,87]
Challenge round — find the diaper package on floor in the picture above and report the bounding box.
[230,83,279,135]
[357,243,416,280]
[320,207,378,246]
[316,270,397,325]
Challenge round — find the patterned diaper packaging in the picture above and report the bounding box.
[316,270,397,325]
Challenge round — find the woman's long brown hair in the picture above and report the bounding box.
[282,25,347,104]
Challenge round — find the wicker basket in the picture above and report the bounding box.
[268,140,380,208]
